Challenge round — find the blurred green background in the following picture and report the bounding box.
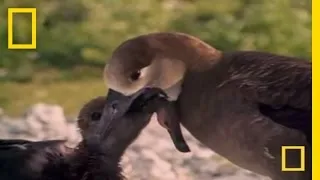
[0,0,311,116]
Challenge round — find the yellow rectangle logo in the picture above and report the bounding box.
[281,146,305,171]
[7,8,37,49]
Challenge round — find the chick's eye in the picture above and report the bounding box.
[110,102,118,114]
[129,70,141,81]
[91,112,102,121]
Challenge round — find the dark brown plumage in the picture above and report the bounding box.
[104,32,311,180]
[0,87,168,180]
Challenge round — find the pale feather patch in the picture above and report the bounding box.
[264,147,275,159]
[164,80,183,101]
[9,144,28,150]
[105,63,154,96]
[139,66,149,79]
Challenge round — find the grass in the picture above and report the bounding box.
[0,74,106,117]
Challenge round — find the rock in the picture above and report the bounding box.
[0,117,29,139]
[64,122,82,147]
[23,103,69,140]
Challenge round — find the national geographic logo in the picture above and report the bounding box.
[7,8,37,49]
[281,146,305,172]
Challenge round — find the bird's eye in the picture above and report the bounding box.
[91,112,102,121]
[110,102,118,114]
[129,70,141,81]
[111,102,117,110]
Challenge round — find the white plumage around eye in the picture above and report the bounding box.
[139,66,149,78]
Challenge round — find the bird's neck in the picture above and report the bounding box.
[148,32,222,71]
[68,141,124,180]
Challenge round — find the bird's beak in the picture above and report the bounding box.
[106,89,126,103]
[106,88,190,153]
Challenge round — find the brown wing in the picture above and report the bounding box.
[227,51,311,144]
